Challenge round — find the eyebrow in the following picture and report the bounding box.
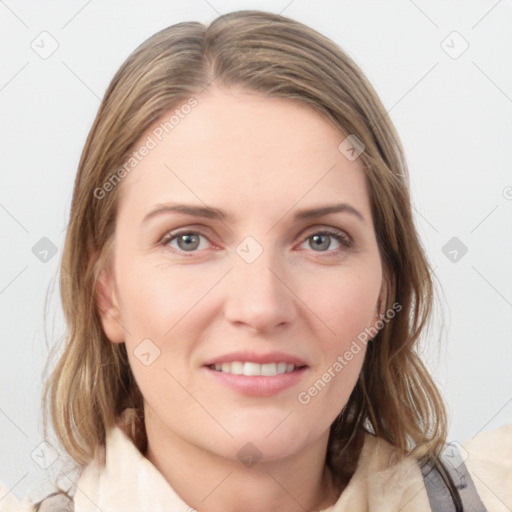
[142,202,366,224]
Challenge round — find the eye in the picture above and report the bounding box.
[298,229,352,253]
[161,231,211,252]
[159,228,352,256]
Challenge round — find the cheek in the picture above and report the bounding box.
[303,265,382,344]
[297,272,376,420]
[117,265,206,410]
[115,261,217,341]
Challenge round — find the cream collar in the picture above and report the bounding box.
[71,424,429,511]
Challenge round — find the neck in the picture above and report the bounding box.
[144,410,342,512]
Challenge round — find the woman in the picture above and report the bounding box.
[1,9,510,512]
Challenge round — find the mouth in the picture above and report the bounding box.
[202,353,309,396]
[206,361,307,376]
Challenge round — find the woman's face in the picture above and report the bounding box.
[98,87,386,462]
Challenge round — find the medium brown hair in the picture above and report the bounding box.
[44,9,447,488]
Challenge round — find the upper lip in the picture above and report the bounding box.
[203,351,309,367]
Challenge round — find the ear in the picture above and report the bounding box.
[96,268,125,344]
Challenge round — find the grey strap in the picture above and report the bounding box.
[420,443,487,512]
[36,492,74,512]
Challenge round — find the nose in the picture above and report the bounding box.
[223,248,297,333]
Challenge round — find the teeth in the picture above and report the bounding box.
[261,363,276,376]
[210,361,299,376]
[231,361,244,375]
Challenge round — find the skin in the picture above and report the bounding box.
[97,86,387,512]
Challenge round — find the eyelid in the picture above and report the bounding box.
[159,224,214,242]
[304,224,351,236]
[298,225,353,244]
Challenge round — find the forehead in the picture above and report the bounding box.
[116,88,372,224]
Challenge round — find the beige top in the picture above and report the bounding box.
[1,422,511,511]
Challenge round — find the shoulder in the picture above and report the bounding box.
[0,483,73,512]
[35,492,73,512]
[0,481,35,512]
[461,422,512,510]
[336,425,512,511]
[334,432,431,510]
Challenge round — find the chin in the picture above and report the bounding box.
[215,415,320,459]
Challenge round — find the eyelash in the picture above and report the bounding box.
[159,228,353,257]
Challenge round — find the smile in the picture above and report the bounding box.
[208,361,303,376]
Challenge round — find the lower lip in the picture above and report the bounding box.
[202,366,308,397]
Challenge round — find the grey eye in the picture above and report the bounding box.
[175,233,201,251]
[308,234,332,251]
[163,230,212,254]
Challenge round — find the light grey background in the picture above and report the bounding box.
[1,0,511,502]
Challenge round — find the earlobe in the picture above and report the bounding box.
[96,269,125,344]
